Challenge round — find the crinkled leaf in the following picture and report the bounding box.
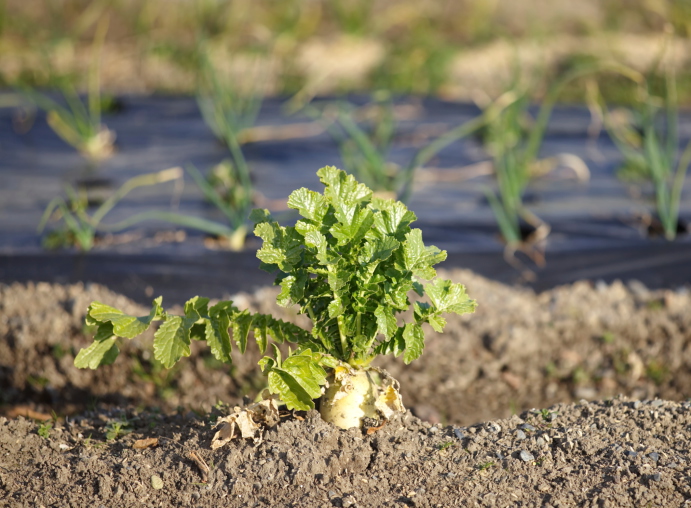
[428,314,446,333]
[205,302,234,364]
[375,305,397,339]
[426,279,477,315]
[402,323,424,364]
[153,316,191,369]
[254,223,302,272]
[87,297,162,338]
[267,369,314,411]
[231,310,253,353]
[371,198,416,237]
[318,165,372,207]
[373,327,405,357]
[74,322,119,369]
[402,229,446,279]
[330,208,374,246]
[287,188,328,223]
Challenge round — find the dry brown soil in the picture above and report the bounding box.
[1,271,691,506]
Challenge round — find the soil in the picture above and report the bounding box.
[1,271,691,506]
[2,397,690,507]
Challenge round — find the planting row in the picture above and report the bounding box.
[17,59,689,270]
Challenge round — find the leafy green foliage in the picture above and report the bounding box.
[75,166,476,411]
[254,166,476,366]
[37,422,52,439]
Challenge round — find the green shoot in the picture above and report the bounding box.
[38,167,183,251]
[21,18,114,163]
[102,162,250,250]
[596,69,690,240]
[105,418,132,441]
[37,422,52,439]
[75,167,477,422]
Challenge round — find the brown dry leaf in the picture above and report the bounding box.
[187,451,209,483]
[366,422,386,435]
[211,397,280,449]
[132,437,159,450]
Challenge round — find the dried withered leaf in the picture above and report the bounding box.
[366,422,386,435]
[211,397,280,449]
[187,451,210,483]
[132,437,159,450]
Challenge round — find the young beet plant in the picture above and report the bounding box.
[75,166,476,429]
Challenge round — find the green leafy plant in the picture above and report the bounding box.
[38,167,183,251]
[75,166,477,429]
[37,422,52,439]
[596,69,691,240]
[21,18,114,163]
[105,418,132,441]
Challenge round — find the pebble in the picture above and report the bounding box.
[651,400,664,408]
[151,475,163,490]
[515,430,526,440]
[648,452,660,462]
[453,428,464,440]
[624,450,638,458]
[633,401,642,409]
[191,492,200,500]
[519,424,536,432]
[651,473,662,482]
[486,422,501,433]
[519,450,534,462]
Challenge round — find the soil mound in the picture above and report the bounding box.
[1,271,690,426]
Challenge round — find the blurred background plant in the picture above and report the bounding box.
[4,0,691,103]
[478,68,596,261]
[594,66,691,240]
[19,17,115,164]
[38,167,183,251]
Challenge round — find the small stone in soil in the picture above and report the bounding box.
[649,452,660,462]
[516,430,526,440]
[453,428,464,440]
[651,399,664,408]
[519,424,535,432]
[519,450,534,462]
[650,473,662,482]
[624,450,638,458]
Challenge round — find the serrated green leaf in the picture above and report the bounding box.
[250,208,273,224]
[74,325,119,369]
[287,187,328,223]
[328,297,344,318]
[205,304,232,364]
[330,208,374,245]
[153,315,191,369]
[253,315,269,354]
[371,198,416,237]
[318,166,372,206]
[402,323,424,364]
[230,310,252,353]
[375,305,397,339]
[281,354,325,398]
[426,279,478,315]
[428,314,446,333]
[402,229,446,279]
[267,369,314,411]
[184,296,209,321]
[373,327,405,357]
[87,297,162,339]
